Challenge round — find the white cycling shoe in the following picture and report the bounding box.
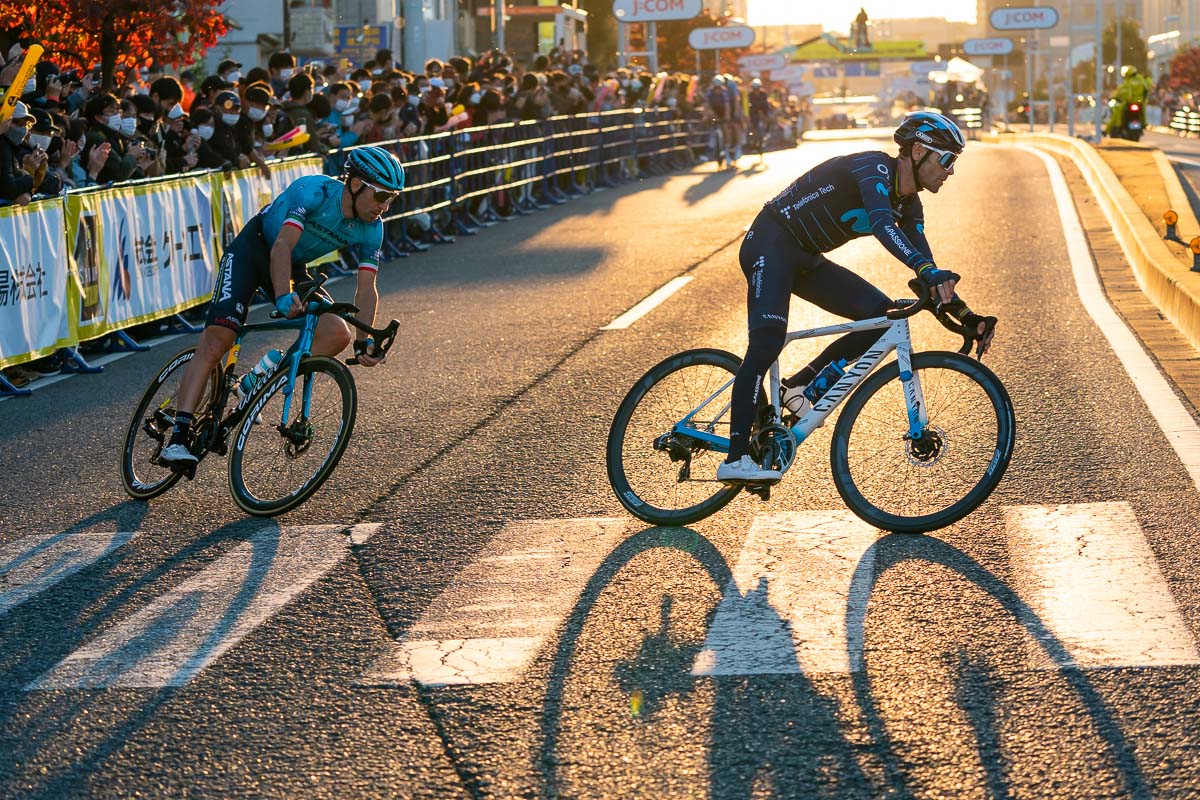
[159,442,198,465]
[716,455,782,485]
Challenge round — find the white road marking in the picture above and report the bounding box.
[25,524,379,690]
[601,276,693,330]
[1167,155,1200,169]
[0,531,135,617]
[1023,146,1200,493]
[1005,502,1199,668]
[691,511,880,676]
[358,518,628,687]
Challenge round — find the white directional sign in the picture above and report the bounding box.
[770,64,807,83]
[738,53,788,72]
[612,0,702,23]
[688,25,756,50]
[964,37,1014,56]
[990,6,1060,30]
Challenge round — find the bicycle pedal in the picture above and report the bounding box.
[745,483,772,501]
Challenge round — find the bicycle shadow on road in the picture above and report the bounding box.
[0,511,290,799]
[846,533,1151,800]
[683,168,741,206]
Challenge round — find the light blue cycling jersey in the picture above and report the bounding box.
[259,174,384,272]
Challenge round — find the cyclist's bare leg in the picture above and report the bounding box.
[175,324,236,415]
[311,314,353,358]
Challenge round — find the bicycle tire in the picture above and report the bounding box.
[227,356,357,517]
[830,351,1015,534]
[119,347,221,500]
[607,348,750,526]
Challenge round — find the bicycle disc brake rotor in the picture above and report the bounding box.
[279,418,315,457]
[905,426,947,467]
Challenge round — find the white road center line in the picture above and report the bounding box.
[358,518,628,687]
[601,276,694,330]
[1023,146,1200,493]
[1005,502,1199,669]
[25,524,379,690]
[692,511,880,677]
[0,531,135,617]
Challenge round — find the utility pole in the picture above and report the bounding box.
[494,0,505,51]
[1095,0,1104,140]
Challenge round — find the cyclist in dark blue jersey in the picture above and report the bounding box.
[160,146,405,465]
[717,111,995,484]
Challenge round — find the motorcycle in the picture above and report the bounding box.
[1113,100,1145,142]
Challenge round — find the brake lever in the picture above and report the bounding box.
[345,319,400,365]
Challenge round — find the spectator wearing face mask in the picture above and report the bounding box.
[279,72,330,155]
[22,109,64,195]
[128,94,164,150]
[421,83,452,134]
[392,86,421,138]
[361,93,399,143]
[0,105,35,204]
[191,74,235,114]
[81,93,137,183]
[268,51,297,98]
[218,59,242,88]
[235,83,274,176]
[148,76,185,119]
[207,90,246,168]
[188,108,226,170]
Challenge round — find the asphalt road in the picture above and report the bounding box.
[1,135,1199,799]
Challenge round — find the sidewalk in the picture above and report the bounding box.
[989,131,1200,413]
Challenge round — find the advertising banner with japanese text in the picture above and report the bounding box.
[218,157,331,263]
[65,174,217,338]
[0,198,70,368]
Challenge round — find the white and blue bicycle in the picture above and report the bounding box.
[606,281,1014,533]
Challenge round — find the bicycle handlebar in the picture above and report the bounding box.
[888,278,997,359]
[268,274,401,365]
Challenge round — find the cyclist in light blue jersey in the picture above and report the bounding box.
[160,146,405,464]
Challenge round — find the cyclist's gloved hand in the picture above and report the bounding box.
[917,263,960,305]
[960,311,998,359]
[274,292,299,318]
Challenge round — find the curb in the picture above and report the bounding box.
[984,132,1200,355]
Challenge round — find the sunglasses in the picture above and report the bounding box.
[922,144,959,170]
[359,178,399,204]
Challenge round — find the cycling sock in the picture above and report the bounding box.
[170,411,194,446]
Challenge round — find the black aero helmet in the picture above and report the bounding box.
[345,145,405,191]
[894,111,965,154]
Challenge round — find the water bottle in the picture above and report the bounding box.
[802,358,849,404]
[237,348,283,399]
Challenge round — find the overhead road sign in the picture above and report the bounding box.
[964,38,1014,56]
[738,53,788,71]
[990,7,1060,30]
[612,0,702,23]
[689,26,755,50]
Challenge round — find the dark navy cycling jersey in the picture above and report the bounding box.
[764,151,936,272]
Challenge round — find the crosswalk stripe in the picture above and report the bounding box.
[358,518,628,687]
[1004,503,1200,668]
[0,531,135,617]
[25,524,379,690]
[692,510,880,677]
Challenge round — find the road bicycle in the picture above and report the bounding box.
[119,276,399,517]
[606,281,1013,533]
[746,117,767,161]
[709,118,734,170]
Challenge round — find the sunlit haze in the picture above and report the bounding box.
[746,0,977,32]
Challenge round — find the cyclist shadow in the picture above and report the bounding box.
[683,169,740,206]
[0,508,291,798]
[847,533,1151,800]
[536,525,869,798]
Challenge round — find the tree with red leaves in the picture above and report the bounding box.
[1167,46,1200,91]
[0,0,229,92]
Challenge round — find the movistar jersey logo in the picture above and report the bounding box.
[840,208,871,234]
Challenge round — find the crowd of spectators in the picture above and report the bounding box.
[0,40,748,207]
[0,39,802,387]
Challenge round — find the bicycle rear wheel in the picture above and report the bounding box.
[830,351,1015,533]
[228,356,357,517]
[120,347,221,500]
[607,348,748,526]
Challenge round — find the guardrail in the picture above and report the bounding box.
[0,107,710,395]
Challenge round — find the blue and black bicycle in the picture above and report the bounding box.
[119,276,399,516]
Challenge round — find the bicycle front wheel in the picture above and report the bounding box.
[830,351,1015,534]
[120,347,221,500]
[607,348,748,527]
[228,356,357,517]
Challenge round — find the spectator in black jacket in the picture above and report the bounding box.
[190,107,229,170]
[22,109,62,195]
[81,93,138,183]
[207,90,245,168]
[0,103,34,204]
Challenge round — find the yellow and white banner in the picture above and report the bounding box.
[0,198,71,369]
